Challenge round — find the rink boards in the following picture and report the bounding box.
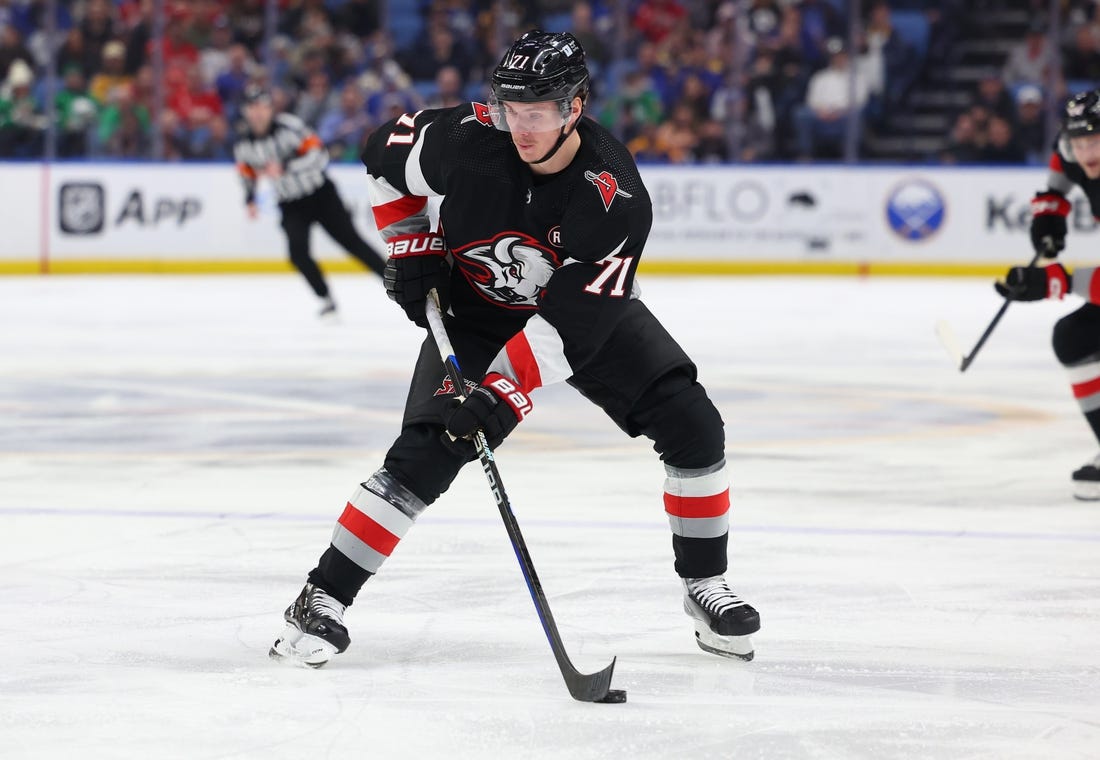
[3,162,1100,275]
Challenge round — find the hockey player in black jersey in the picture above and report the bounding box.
[996,88,1100,500]
[270,31,760,669]
[233,85,385,318]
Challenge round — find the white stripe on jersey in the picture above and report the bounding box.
[405,122,438,197]
[366,175,432,239]
[488,314,572,389]
[365,174,408,205]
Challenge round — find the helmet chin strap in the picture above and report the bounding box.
[528,111,581,165]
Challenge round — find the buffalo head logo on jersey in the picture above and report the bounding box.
[584,170,632,212]
[454,232,560,308]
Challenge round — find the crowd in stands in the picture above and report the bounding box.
[0,0,1097,164]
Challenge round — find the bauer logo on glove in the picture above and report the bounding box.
[444,372,531,449]
[1029,190,1070,256]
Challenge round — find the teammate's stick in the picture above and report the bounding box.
[424,290,626,704]
[936,252,1042,372]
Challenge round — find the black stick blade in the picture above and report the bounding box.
[565,656,618,702]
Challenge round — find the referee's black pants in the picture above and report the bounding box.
[279,179,386,297]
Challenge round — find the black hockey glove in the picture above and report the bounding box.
[443,373,532,449]
[384,232,449,328]
[1029,190,1070,256]
[994,263,1071,301]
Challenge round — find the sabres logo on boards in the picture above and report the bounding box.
[453,231,561,308]
[584,170,632,211]
[884,178,946,242]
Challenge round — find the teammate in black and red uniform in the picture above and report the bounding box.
[997,89,1100,500]
[269,31,760,668]
[234,84,386,318]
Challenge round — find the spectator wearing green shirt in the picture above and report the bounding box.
[96,82,151,158]
[0,60,45,158]
[599,68,663,144]
[56,65,99,157]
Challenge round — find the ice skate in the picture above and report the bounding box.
[683,576,759,661]
[269,583,350,668]
[1072,452,1100,501]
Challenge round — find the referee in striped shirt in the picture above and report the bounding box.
[234,84,385,318]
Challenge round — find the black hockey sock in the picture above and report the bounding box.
[672,533,728,579]
[309,547,372,607]
[1085,409,1100,445]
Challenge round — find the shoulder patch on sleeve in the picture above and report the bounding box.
[460,102,495,128]
[584,169,633,212]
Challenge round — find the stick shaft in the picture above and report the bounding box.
[960,252,1042,372]
[423,290,616,702]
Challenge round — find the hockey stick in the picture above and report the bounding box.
[423,290,625,704]
[936,252,1042,372]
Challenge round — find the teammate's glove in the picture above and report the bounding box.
[994,263,1071,301]
[1029,190,1070,256]
[444,373,533,449]
[384,232,449,328]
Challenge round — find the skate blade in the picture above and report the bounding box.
[268,624,338,669]
[1073,480,1100,501]
[693,621,755,661]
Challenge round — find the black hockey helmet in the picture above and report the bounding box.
[1064,89,1100,137]
[489,30,589,119]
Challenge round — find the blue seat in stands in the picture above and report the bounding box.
[890,10,929,63]
[388,4,422,50]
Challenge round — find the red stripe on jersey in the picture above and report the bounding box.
[1047,264,1069,298]
[373,195,428,231]
[1050,152,1064,173]
[337,502,400,556]
[505,332,542,391]
[1072,376,1100,399]
[237,162,257,180]
[663,489,730,519]
[1089,270,1100,305]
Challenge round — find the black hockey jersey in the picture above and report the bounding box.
[1046,133,1100,301]
[233,113,329,204]
[361,103,653,393]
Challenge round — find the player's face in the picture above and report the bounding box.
[243,99,274,133]
[501,100,573,162]
[1070,133,1100,178]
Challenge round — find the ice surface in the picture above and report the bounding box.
[1,273,1098,759]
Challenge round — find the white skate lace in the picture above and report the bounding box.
[308,589,346,624]
[686,576,748,616]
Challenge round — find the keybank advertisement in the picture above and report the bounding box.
[4,163,1100,268]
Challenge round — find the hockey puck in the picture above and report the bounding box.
[595,689,627,704]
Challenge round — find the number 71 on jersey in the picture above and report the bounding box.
[583,251,635,297]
